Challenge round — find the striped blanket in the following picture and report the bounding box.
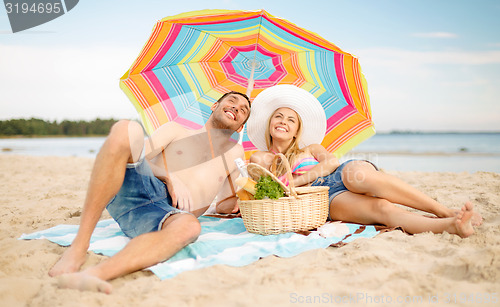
[20,216,380,280]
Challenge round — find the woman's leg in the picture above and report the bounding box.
[329,191,474,238]
[340,161,455,218]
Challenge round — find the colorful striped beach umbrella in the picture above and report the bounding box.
[120,9,375,158]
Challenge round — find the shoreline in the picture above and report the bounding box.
[1,155,499,306]
[1,131,499,138]
[349,151,500,157]
[1,153,499,174]
[4,151,500,157]
[0,135,108,139]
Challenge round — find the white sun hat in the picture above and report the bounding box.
[247,84,326,151]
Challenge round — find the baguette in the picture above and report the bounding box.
[235,177,257,195]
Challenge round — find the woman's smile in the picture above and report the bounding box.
[270,107,300,140]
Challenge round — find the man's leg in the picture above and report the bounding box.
[49,120,145,276]
[57,213,201,293]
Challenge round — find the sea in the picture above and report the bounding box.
[1,133,499,173]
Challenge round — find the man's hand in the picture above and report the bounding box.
[215,195,240,215]
[231,201,240,214]
[164,173,194,212]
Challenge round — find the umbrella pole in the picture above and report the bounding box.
[245,61,256,97]
[239,61,257,145]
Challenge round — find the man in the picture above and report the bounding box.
[49,91,251,293]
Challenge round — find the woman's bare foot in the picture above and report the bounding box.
[454,202,475,238]
[450,204,483,226]
[49,245,88,277]
[57,272,112,294]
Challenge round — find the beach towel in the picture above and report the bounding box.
[20,216,380,280]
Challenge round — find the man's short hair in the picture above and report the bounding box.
[217,91,251,108]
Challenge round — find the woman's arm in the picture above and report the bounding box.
[249,151,274,170]
[292,144,340,187]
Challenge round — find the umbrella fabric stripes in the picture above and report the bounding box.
[120,9,374,158]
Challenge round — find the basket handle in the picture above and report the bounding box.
[271,153,298,197]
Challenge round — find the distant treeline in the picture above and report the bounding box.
[0,118,118,136]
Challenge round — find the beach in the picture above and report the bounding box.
[1,155,499,307]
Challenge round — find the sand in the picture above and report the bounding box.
[1,155,499,306]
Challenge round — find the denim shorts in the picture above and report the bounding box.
[310,159,378,204]
[106,159,185,238]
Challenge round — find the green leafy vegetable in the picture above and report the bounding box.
[254,176,285,200]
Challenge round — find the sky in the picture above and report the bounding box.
[1,0,499,132]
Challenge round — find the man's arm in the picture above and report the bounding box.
[215,147,245,214]
[215,167,240,214]
[144,122,193,209]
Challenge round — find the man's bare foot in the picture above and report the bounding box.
[450,204,482,226]
[454,202,475,238]
[49,245,88,277]
[57,272,112,294]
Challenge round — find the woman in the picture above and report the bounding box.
[246,85,479,238]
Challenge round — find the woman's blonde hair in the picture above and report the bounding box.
[265,108,304,177]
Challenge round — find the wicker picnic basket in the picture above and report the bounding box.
[238,153,329,235]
